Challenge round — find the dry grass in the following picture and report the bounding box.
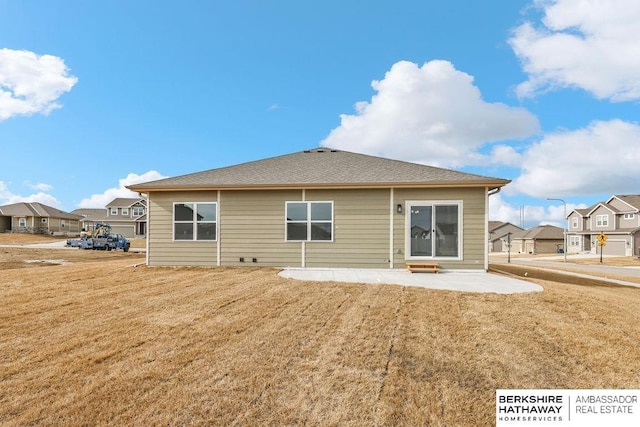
[1,249,640,426]
[565,255,640,267]
[0,233,67,245]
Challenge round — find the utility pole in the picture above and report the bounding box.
[547,198,567,263]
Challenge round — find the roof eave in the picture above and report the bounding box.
[128,180,510,193]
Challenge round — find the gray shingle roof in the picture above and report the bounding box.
[128,148,510,191]
[71,208,108,222]
[615,195,640,211]
[513,225,564,240]
[105,198,145,208]
[0,202,82,220]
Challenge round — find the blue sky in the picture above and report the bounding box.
[1,0,638,228]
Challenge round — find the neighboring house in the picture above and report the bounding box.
[488,221,523,252]
[566,195,640,256]
[510,225,565,255]
[127,148,510,270]
[0,202,82,235]
[72,198,147,238]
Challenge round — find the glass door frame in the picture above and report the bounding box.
[404,200,463,261]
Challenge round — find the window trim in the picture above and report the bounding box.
[122,208,129,216]
[173,202,218,242]
[132,206,145,216]
[571,217,579,228]
[595,214,609,227]
[285,201,334,242]
[624,213,635,220]
[110,208,118,215]
[404,200,463,261]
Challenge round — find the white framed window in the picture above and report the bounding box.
[18,217,26,228]
[173,202,217,241]
[595,214,609,227]
[61,219,65,228]
[624,213,635,220]
[569,236,580,246]
[405,200,462,260]
[132,206,145,216]
[285,201,333,242]
[122,208,129,216]
[571,217,578,228]
[110,208,118,215]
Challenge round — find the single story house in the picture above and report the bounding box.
[488,221,523,252]
[0,202,82,235]
[127,148,510,270]
[510,224,565,255]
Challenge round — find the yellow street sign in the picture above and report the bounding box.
[597,233,607,246]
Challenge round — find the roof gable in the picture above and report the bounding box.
[106,198,145,208]
[513,224,564,240]
[587,202,618,216]
[607,195,640,212]
[128,149,510,191]
[489,221,523,233]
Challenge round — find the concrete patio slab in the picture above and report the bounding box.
[279,268,542,294]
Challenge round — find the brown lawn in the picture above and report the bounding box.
[0,233,67,245]
[1,248,639,426]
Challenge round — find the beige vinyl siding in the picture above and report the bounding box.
[305,189,390,268]
[148,191,219,267]
[147,186,489,269]
[220,190,302,267]
[608,198,629,212]
[393,187,486,270]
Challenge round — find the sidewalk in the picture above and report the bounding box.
[490,254,640,289]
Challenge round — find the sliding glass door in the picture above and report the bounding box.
[407,201,461,259]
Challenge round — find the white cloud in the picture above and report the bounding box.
[0,181,63,208]
[510,0,640,101]
[25,181,54,191]
[489,193,587,228]
[0,48,78,120]
[488,145,523,167]
[509,119,640,197]
[77,171,167,208]
[320,60,539,168]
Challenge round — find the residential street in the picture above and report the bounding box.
[491,254,640,288]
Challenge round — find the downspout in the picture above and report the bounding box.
[485,187,502,271]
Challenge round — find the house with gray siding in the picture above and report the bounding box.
[72,198,147,238]
[127,149,509,271]
[488,221,523,252]
[566,195,640,256]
